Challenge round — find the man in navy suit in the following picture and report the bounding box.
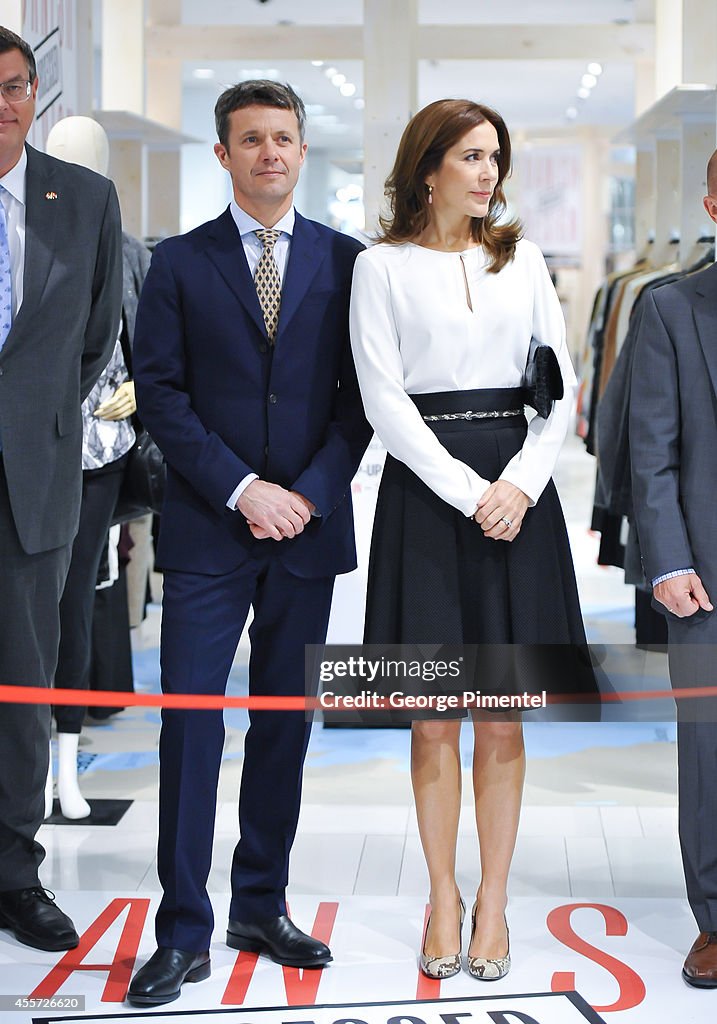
[128,81,370,1007]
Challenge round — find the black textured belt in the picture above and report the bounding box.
[421,408,524,422]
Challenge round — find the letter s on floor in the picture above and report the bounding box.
[547,903,646,1013]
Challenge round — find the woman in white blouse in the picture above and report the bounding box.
[350,100,593,982]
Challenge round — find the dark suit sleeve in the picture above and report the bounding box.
[133,242,258,514]
[629,288,694,581]
[290,243,372,518]
[79,180,123,400]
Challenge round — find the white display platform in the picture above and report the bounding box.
[0,895,712,1023]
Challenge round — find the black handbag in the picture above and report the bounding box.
[112,428,166,524]
[522,336,564,418]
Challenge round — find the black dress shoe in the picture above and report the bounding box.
[127,947,211,1007]
[0,888,79,951]
[227,914,332,968]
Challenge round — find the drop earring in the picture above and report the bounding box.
[426,184,433,205]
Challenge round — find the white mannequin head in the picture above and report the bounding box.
[46,116,110,177]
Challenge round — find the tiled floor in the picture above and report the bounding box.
[3,434,702,1021]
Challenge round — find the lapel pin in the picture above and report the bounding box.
[45,191,58,200]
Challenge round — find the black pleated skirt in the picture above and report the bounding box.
[363,388,600,715]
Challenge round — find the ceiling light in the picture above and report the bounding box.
[340,82,356,97]
[311,60,324,67]
[331,73,347,87]
[587,62,603,76]
[577,87,590,99]
[565,106,578,120]
[324,66,338,78]
[193,68,215,79]
[354,97,365,110]
[581,73,598,89]
[336,184,363,203]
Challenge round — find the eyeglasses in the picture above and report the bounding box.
[0,80,33,103]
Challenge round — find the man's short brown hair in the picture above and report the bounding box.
[214,80,306,149]
[0,26,36,82]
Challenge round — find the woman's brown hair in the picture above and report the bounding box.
[378,99,522,273]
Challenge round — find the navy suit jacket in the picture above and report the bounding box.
[133,207,371,578]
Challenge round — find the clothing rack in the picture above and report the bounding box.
[578,85,715,644]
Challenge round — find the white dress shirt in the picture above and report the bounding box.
[0,147,27,317]
[349,238,578,517]
[226,202,295,511]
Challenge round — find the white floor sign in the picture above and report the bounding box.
[0,894,711,1023]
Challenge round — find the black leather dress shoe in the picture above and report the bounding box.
[0,888,79,951]
[227,914,332,968]
[127,947,211,1007]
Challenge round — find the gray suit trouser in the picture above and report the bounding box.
[669,612,717,931]
[0,460,72,890]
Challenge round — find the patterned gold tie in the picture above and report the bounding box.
[254,228,282,343]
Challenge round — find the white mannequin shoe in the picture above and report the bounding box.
[56,733,91,819]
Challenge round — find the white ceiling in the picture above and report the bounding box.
[180,0,641,27]
[96,0,651,152]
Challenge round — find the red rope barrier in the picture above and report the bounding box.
[1,684,717,710]
[0,685,320,710]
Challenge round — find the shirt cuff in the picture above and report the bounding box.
[227,473,259,511]
[652,568,695,587]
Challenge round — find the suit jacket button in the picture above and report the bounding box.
[264,445,269,456]
[269,393,277,404]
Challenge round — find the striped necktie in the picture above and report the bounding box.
[254,228,282,344]
[0,186,11,352]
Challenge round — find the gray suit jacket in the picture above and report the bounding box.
[122,230,151,354]
[630,262,717,599]
[0,145,122,554]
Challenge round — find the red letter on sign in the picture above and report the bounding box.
[415,903,441,1001]
[547,903,646,1013]
[30,898,150,1003]
[222,901,339,1006]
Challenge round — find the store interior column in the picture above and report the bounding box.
[362,0,417,232]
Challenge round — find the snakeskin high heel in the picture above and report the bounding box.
[466,904,511,981]
[420,896,466,979]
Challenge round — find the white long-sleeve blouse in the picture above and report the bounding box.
[349,238,577,518]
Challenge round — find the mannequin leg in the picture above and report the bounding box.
[468,713,524,959]
[410,718,463,955]
[56,734,90,820]
[44,742,53,820]
[54,465,124,818]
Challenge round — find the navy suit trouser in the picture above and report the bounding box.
[155,549,334,952]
